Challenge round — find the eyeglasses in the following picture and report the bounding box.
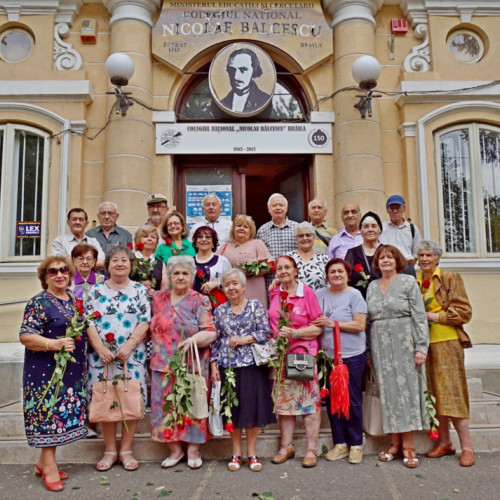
[75,256,95,263]
[196,235,212,240]
[98,211,117,216]
[167,221,181,227]
[47,266,70,277]
[297,233,313,238]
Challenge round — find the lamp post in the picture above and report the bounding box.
[352,55,381,119]
[105,52,135,116]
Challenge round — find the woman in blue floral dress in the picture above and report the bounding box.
[85,243,150,472]
[20,256,88,492]
[211,268,276,472]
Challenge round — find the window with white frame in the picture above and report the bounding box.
[0,124,49,261]
[436,123,500,255]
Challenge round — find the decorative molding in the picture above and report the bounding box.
[102,0,162,29]
[402,22,430,72]
[0,263,38,278]
[323,0,384,30]
[0,0,83,24]
[397,122,416,138]
[54,22,82,70]
[394,80,500,106]
[4,5,21,22]
[0,80,94,104]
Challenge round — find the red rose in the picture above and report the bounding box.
[165,238,172,246]
[92,311,102,319]
[320,388,329,399]
[224,422,234,433]
[210,289,228,307]
[280,291,289,300]
[197,269,205,278]
[75,336,82,341]
[428,428,439,440]
[105,333,115,343]
[269,262,276,274]
[353,263,363,273]
[286,302,294,312]
[163,427,173,439]
[136,242,144,251]
[422,279,431,289]
[75,299,84,310]
[126,243,133,250]
[183,416,192,427]
[177,421,184,431]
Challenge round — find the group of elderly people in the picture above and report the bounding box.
[20,193,475,492]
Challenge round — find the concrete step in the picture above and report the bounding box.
[2,424,500,465]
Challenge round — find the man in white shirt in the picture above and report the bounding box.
[327,204,363,259]
[189,194,232,247]
[51,208,105,268]
[382,194,422,277]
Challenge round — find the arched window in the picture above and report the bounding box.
[436,123,500,255]
[177,64,308,121]
[0,124,49,261]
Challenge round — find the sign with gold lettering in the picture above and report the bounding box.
[209,43,276,117]
[152,1,333,72]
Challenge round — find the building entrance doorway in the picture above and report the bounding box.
[175,154,312,228]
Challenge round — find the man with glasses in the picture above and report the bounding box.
[145,194,169,236]
[86,201,132,253]
[189,194,232,248]
[50,208,105,268]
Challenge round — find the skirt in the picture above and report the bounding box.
[275,368,321,416]
[426,339,469,419]
[220,364,276,429]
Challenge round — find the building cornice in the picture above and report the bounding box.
[323,0,384,29]
[102,0,162,28]
[0,0,83,24]
[0,80,94,104]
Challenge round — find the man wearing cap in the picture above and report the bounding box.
[188,193,232,247]
[145,194,169,235]
[327,203,363,260]
[382,194,422,277]
[308,198,337,254]
[86,201,132,253]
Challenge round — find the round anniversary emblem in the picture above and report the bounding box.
[308,128,329,149]
[209,43,276,118]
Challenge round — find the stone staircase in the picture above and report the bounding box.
[1,369,500,464]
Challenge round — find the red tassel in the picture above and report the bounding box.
[329,361,350,419]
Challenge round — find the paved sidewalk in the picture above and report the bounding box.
[0,453,498,500]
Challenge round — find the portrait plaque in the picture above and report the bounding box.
[209,42,276,117]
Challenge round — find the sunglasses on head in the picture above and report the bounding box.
[47,266,70,277]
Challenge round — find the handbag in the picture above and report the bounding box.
[185,340,209,419]
[249,299,278,366]
[208,380,224,436]
[89,363,144,423]
[285,344,315,381]
[362,368,384,436]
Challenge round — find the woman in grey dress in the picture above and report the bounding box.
[366,245,429,468]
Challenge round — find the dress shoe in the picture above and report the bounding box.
[426,442,456,458]
[271,446,295,464]
[302,449,317,468]
[459,449,475,467]
[187,457,203,469]
[161,452,185,469]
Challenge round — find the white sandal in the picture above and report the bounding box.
[96,451,118,471]
[119,450,139,471]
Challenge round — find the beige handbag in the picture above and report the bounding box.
[89,363,144,423]
[362,368,384,436]
[185,340,209,419]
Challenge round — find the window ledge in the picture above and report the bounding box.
[440,258,500,273]
[0,262,39,278]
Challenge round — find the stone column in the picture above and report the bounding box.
[102,0,161,227]
[323,0,385,223]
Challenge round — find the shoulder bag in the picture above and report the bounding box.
[285,343,315,381]
[249,299,278,366]
[89,363,144,423]
[185,340,209,419]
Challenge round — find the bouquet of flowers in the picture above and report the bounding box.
[129,242,157,288]
[238,259,276,278]
[38,300,101,417]
[269,290,294,411]
[353,263,371,288]
[195,268,227,307]
[220,348,238,433]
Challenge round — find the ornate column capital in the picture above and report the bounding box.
[322,0,384,30]
[102,0,162,29]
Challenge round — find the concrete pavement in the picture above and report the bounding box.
[0,452,498,500]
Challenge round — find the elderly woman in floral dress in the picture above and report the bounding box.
[150,256,216,470]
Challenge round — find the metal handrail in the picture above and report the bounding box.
[0,299,29,307]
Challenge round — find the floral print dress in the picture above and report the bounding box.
[85,281,150,404]
[20,291,88,447]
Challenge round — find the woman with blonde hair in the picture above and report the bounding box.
[218,215,273,307]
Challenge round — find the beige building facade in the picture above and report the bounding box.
[1,0,499,343]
